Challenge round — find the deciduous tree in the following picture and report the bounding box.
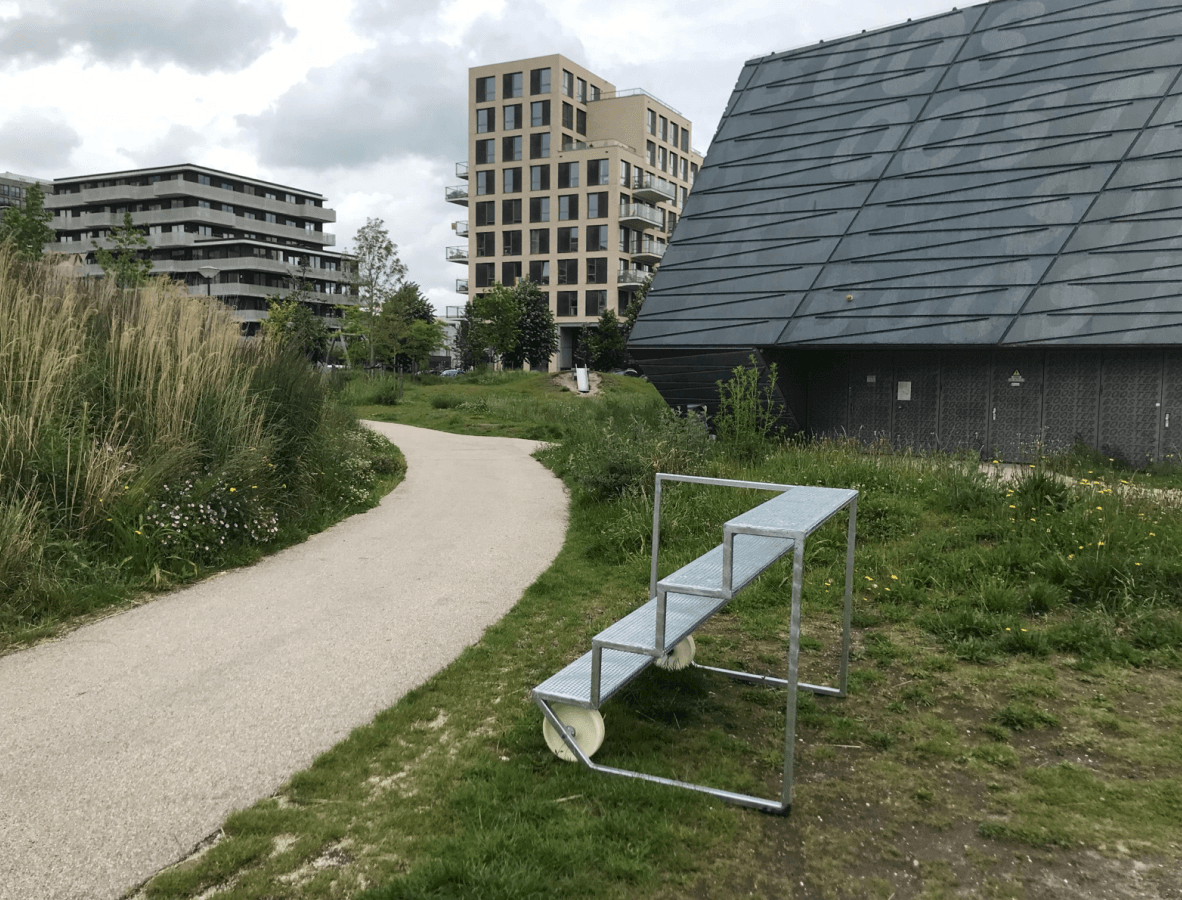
[348,218,407,368]
[468,282,521,369]
[0,182,54,261]
[95,212,152,289]
[501,279,557,370]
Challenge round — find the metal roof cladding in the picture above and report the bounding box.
[630,0,1182,351]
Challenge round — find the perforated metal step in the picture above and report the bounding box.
[658,533,794,599]
[594,594,730,655]
[532,648,651,709]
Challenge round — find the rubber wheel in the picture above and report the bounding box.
[656,635,696,671]
[542,703,606,762]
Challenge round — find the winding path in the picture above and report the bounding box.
[0,424,568,900]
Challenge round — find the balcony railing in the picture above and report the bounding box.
[454,220,468,237]
[619,202,662,229]
[618,268,647,288]
[445,185,469,206]
[456,161,469,179]
[631,238,666,264]
[631,173,675,203]
[446,245,468,264]
[456,278,469,295]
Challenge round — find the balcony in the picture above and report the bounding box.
[618,268,647,289]
[445,185,469,206]
[456,278,469,295]
[456,162,469,180]
[454,220,468,237]
[632,173,675,203]
[631,238,666,265]
[618,202,662,229]
[446,245,468,264]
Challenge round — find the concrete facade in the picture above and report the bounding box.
[45,164,355,335]
[449,54,703,368]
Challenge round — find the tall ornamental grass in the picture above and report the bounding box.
[0,249,395,641]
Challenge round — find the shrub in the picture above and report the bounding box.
[713,357,783,463]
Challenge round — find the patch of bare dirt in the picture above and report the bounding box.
[551,371,602,395]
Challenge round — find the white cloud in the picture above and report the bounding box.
[0,0,296,73]
[0,109,81,171]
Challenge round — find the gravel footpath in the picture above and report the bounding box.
[0,423,568,900]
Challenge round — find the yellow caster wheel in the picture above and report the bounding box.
[656,635,696,671]
[542,703,606,762]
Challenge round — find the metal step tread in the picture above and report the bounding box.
[533,648,652,709]
[726,485,858,537]
[658,533,794,598]
[594,594,730,655]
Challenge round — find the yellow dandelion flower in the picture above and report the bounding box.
[890,575,898,580]
[1135,562,1141,566]
[1097,541,1105,546]
[135,530,142,535]
[229,487,236,492]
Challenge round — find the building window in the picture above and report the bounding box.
[556,258,579,285]
[562,133,577,151]
[620,160,630,187]
[558,194,578,220]
[530,228,550,253]
[586,258,608,284]
[475,170,495,195]
[503,135,522,161]
[476,108,494,133]
[198,174,211,185]
[681,130,690,152]
[476,75,495,103]
[265,212,276,223]
[502,260,522,284]
[557,291,577,316]
[222,204,234,213]
[647,141,657,166]
[475,138,495,164]
[561,102,573,130]
[503,104,522,130]
[589,84,601,101]
[648,110,657,135]
[690,162,698,183]
[529,259,550,284]
[502,198,522,224]
[680,186,688,207]
[587,192,609,218]
[587,159,608,186]
[475,262,495,288]
[576,77,586,103]
[199,200,211,209]
[475,201,495,226]
[530,164,550,191]
[586,290,607,315]
[529,132,550,159]
[529,196,550,222]
[503,167,522,193]
[670,122,679,146]
[558,162,579,189]
[530,67,550,95]
[671,152,679,177]
[556,226,578,253]
[475,232,496,256]
[530,100,550,127]
[576,109,586,136]
[562,69,573,98]
[586,224,607,251]
[503,71,523,98]
[659,146,668,172]
[659,116,668,141]
[503,230,522,255]
[681,157,688,181]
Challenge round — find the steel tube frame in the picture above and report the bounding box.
[547,474,858,814]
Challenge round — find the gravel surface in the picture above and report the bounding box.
[0,423,568,900]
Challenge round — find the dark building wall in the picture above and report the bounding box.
[762,347,1182,466]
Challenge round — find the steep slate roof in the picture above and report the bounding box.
[630,0,1182,350]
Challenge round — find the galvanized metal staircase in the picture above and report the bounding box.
[533,473,858,814]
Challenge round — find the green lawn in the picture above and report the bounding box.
[135,370,1182,900]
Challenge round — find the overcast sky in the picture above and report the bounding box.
[0,0,961,312]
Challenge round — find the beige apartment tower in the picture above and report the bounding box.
[446,54,702,369]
